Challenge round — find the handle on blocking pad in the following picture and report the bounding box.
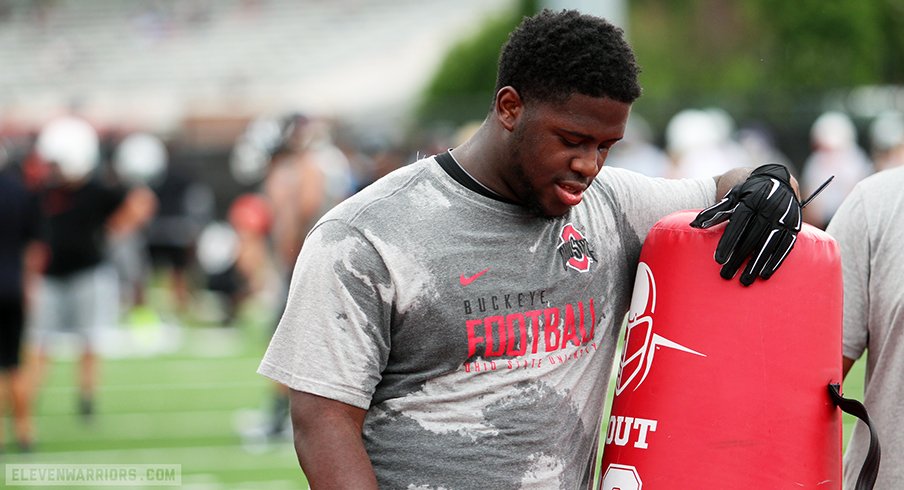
[829,383,880,490]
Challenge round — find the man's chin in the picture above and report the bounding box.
[532,203,570,221]
[518,189,570,219]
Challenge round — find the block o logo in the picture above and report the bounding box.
[614,262,706,396]
[600,463,642,490]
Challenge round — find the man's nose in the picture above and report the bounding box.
[571,150,602,178]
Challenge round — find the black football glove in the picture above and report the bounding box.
[690,163,801,286]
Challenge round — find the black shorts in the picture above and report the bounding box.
[0,297,25,370]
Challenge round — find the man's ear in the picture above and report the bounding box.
[494,86,523,133]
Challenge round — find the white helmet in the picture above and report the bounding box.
[36,116,100,181]
[196,221,239,275]
[704,107,736,144]
[665,109,719,156]
[229,116,283,185]
[114,132,168,186]
[869,111,904,153]
[811,111,856,151]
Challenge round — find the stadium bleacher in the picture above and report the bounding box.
[0,0,514,131]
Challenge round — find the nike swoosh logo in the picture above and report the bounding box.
[459,268,490,286]
[767,178,780,199]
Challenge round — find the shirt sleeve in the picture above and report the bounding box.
[825,188,870,361]
[597,166,716,241]
[258,219,394,410]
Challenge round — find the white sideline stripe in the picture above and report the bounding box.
[0,443,296,469]
[49,357,262,368]
[42,381,262,394]
[34,407,247,420]
[182,479,302,490]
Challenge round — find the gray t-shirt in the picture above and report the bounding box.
[259,155,714,489]
[827,165,904,490]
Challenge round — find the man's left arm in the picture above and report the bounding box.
[826,188,870,383]
[107,186,158,237]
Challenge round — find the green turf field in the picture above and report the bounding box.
[2,295,306,489]
[839,358,868,449]
[1,293,869,489]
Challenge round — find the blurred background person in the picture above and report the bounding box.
[144,144,215,318]
[736,123,793,170]
[260,114,354,440]
[665,107,750,179]
[231,112,355,442]
[109,132,168,321]
[27,115,157,423]
[869,110,904,172]
[225,192,274,326]
[0,139,41,453]
[263,115,354,280]
[801,111,873,229]
[333,124,409,194]
[194,218,246,325]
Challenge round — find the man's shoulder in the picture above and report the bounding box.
[318,156,438,225]
[838,167,904,221]
[590,166,656,195]
[855,166,904,194]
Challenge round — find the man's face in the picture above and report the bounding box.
[503,93,631,218]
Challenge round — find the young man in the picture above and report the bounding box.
[258,114,354,439]
[29,116,157,422]
[0,148,41,452]
[259,10,800,488]
[828,165,904,489]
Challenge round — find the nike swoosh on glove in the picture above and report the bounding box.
[690,163,802,286]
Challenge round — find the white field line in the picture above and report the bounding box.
[30,408,270,440]
[40,380,263,394]
[181,479,303,490]
[0,442,297,470]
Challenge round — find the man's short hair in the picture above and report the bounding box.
[495,9,641,105]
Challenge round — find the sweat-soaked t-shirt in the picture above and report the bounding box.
[259,154,715,489]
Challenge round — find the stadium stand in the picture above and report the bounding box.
[0,0,514,130]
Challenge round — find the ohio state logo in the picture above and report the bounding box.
[556,223,597,272]
[615,262,706,395]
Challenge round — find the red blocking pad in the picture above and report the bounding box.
[600,210,843,490]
